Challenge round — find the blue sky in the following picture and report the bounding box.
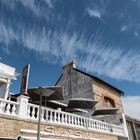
[0,0,140,117]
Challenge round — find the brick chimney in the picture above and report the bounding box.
[63,61,76,69]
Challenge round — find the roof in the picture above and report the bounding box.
[73,68,124,95]
[125,115,140,124]
[55,67,124,95]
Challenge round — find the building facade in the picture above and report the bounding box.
[0,62,17,99]
[0,61,138,140]
[126,115,140,140]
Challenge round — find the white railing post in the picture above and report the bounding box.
[17,95,29,119]
[122,113,129,139]
[0,102,4,113]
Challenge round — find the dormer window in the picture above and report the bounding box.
[104,96,115,108]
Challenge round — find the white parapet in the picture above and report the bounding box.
[0,98,19,116]
[0,63,16,79]
[17,95,29,119]
[27,103,126,137]
[0,62,18,99]
[0,97,126,137]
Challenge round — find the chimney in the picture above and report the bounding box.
[63,61,76,69]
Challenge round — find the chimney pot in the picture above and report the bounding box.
[63,61,76,69]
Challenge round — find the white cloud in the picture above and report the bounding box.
[1,1,140,84]
[121,25,127,32]
[1,0,54,18]
[86,8,101,18]
[122,96,140,118]
[1,19,140,83]
[134,31,138,36]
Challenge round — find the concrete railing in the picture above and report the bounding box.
[0,96,125,137]
[27,103,125,136]
[0,98,19,116]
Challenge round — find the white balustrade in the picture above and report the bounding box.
[0,98,19,116]
[27,103,39,119]
[26,103,125,136]
[0,98,125,137]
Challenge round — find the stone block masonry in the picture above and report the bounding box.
[0,114,125,140]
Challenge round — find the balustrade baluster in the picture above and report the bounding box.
[54,111,57,123]
[58,112,60,123]
[72,115,74,125]
[45,109,48,121]
[84,118,86,127]
[75,116,77,125]
[0,102,4,113]
[97,122,99,129]
[90,120,93,128]
[41,108,45,121]
[32,107,35,119]
[79,118,82,127]
[27,106,30,118]
[62,113,64,124]
[68,115,71,125]
[50,110,53,122]
[73,116,75,125]
[6,103,10,114]
[87,119,89,128]
[77,117,79,126]
[65,114,67,124]
[88,119,91,128]
[36,107,39,120]
[11,104,16,115]
[44,109,47,121]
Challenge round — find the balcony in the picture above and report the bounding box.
[0,96,126,137]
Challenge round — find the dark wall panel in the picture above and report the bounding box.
[56,67,94,103]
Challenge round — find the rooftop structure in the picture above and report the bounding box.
[0,61,137,140]
[0,62,18,99]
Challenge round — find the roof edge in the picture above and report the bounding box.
[74,68,124,96]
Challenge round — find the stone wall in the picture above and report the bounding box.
[93,78,124,113]
[0,114,123,140]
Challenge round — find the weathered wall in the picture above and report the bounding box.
[93,78,124,113]
[56,67,94,103]
[0,114,123,140]
[126,116,140,140]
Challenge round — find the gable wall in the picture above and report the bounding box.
[56,68,94,103]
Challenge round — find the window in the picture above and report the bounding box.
[104,96,115,108]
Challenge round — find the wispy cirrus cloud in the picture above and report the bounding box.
[121,25,127,32]
[134,31,138,36]
[122,96,140,118]
[85,0,110,20]
[1,17,140,84]
[1,0,140,84]
[1,0,54,20]
[86,8,101,18]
